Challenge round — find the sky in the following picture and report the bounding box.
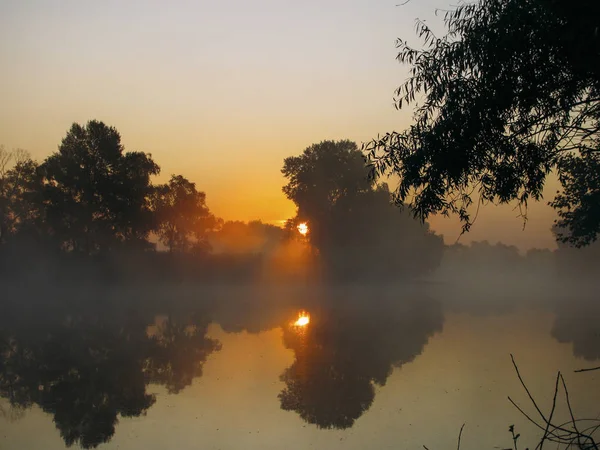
[0,0,559,250]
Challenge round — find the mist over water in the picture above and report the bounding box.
[1,262,599,450]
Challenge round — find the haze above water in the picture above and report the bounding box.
[2,281,599,450]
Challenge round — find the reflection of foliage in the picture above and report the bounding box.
[215,299,296,335]
[278,296,444,429]
[551,297,600,361]
[0,317,154,448]
[0,401,25,422]
[146,315,221,394]
[0,309,220,448]
[279,353,375,429]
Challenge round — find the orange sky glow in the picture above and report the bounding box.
[0,0,559,250]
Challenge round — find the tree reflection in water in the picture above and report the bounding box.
[0,305,220,448]
[1,288,447,445]
[551,295,600,361]
[278,295,444,429]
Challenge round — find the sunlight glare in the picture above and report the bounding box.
[297,223,308,235]
[294,313,310,327]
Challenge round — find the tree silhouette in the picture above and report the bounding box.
[152,175,218,253]
[550,153,600,247]
[39,120,160,254]
[282,140,373,250]
[0,148,41,245]
[282,140,443,279]
[365,0,600,247]
[278,296,444,429]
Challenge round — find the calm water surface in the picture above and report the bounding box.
[1,285,599,449]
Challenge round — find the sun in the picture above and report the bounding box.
[293,312,310,327]
[297,222,308,235]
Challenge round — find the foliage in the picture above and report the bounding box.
[39,121,160,254]
[365,0,600,247]
[282,140,443,279]
[282,140,373,248]
[145,314,221,394]
[152,175,218,253]
[0,147,42,244]
[550,153,600,246]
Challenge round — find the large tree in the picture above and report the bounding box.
[40,121,159,253]
[0,147,41,245]
[151,175,218,253]
[282,140,373,250]
[282,140,443,279]
[365,0,600,247]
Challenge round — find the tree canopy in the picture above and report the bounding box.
[0,147,41,245]
[40,121,160,253]
[282,140,443,279]
[152,175,218,253]
[282,140,373,249]
[365,0,600,247]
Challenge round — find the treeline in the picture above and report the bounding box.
[0,121,296,284]
[0,122,445,284]
[0,121,212,255]
[436,238,600,283]
[3,121,593,286]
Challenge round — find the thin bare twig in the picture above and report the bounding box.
[574,366,600,373]
[539,373,561,450]
[561,373,583,450]
[508,355,588,444]
[560,374,599,450]
[457,423,466,450]
[508,396,553,435]
[511,354,550,424]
